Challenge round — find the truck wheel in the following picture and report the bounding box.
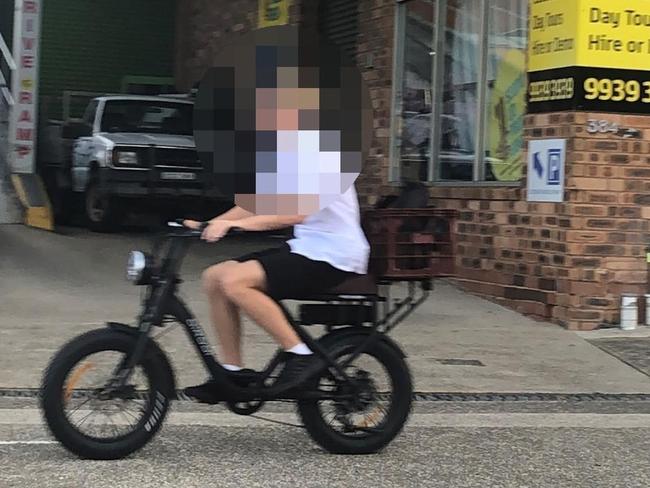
[85,179,123,232]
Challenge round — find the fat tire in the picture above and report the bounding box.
[297,336,413,454]
[41,328,174,460]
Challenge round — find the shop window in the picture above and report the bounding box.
[483,0,528,182]
[437,0,481,182]
[391,0,435,183]
[391,0,528,184]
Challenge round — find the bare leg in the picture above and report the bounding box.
[203,262,244,366]
[219,261,302,350]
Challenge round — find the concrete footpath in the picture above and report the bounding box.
[1,224,650,393]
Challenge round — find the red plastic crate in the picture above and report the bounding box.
[362,208,457,280]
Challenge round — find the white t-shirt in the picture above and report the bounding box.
[287,186,370,274]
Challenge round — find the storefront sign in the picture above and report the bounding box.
[528,0,650,114]
[527,139,566,203]
[258,0,291,29]
[8,0,41,173]
[529,0,578,73]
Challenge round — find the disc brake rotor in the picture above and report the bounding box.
[333,367,385,430]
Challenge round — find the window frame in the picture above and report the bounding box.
[389,0,524,187]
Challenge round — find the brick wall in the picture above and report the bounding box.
[550,112,650,330]
[366,111,650,330]
[369,112,650,331]
[426,185,566,323]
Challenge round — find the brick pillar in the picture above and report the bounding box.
[527,112,650,330]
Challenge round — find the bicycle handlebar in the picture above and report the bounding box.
[166,220,244,239]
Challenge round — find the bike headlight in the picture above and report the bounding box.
[115,151,139,166]
[126,251,150,284]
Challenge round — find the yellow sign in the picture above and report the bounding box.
[488,49,526,182]
[529,0,650,72]
[258,0,291,29]
[579,0,650,70]
[529,0,579,72]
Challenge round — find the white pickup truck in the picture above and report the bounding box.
[41,94,222,231]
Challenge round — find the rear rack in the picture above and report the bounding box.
[363,208,457,280]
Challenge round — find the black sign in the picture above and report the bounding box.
[528,66,650,114]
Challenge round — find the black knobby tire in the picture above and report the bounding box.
[41,328,175,460]
[297,336,413,454]
[85,178,123,232]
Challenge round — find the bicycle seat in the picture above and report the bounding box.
[325,274,378,296]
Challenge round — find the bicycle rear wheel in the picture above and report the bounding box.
[297,335,412,454]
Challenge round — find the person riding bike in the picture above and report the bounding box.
[183,185,369,403]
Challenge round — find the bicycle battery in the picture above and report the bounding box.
[299,303,376,327]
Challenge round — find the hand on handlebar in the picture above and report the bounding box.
[181,220,203,230]
[201,220,237,242]
[178,219,242,241]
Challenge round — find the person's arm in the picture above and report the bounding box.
[200,214,305,242]
[210,205,254,222]
[235,214,305,232]
[183,205,253,230]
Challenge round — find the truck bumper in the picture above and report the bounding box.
[98,167,223,200]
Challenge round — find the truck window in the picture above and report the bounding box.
[100,100,193,135]
[83,100,99,127]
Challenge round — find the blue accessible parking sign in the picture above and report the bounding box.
[527,139,566,203]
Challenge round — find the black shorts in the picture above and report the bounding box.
[233,243,355,300]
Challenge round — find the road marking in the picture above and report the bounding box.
[0,440,56,445]
[3,409,650,429]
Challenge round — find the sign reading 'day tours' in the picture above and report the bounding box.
[527,139,566,203]
[528,0,650,114]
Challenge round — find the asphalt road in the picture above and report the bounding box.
[2,398,650,488]
[3,224,650,487]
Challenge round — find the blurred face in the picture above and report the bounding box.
[239,80,344,215]
[193,26,371,216]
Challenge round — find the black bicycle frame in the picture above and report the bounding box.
[116,229,363,402]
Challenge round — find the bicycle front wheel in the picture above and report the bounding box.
[41,328,175,460]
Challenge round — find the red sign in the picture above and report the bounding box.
[18,110,31,123]
[18,91,33,104]
[16,128,33,141]
[23,1,37,14]
[16,146,32,158]
[9,0,41,172]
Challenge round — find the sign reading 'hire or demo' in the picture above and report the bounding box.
[528,0,650,114]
